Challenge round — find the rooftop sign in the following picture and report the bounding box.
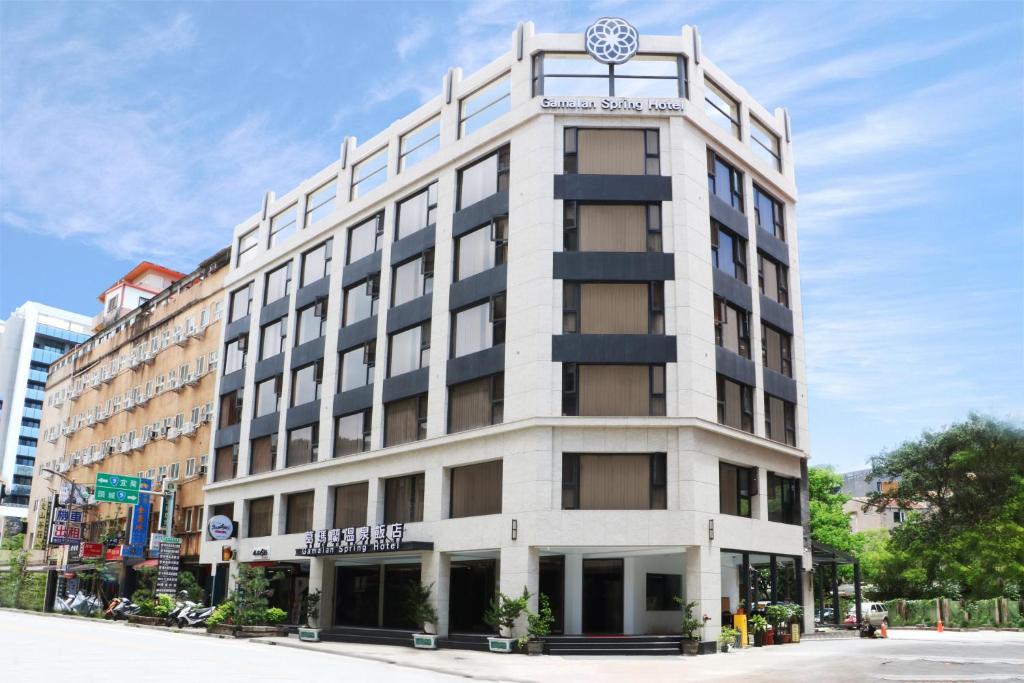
[540,97,685,113]
[585,17,639,65]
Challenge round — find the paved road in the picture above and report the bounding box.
[4,610,1023,683]
[0,611,459,683]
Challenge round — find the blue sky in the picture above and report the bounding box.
[1,1,1021,471]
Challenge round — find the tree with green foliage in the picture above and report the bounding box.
[807,466,858,553]
[231,565,282,626]
[864,414,1024,599]
[1,533,25,551]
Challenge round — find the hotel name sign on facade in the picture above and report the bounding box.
[541,18,684,114]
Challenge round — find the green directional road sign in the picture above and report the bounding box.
[94,472,142,504]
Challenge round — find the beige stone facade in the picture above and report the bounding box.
[27,249,229,573]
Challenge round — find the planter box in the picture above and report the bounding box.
[487,637,515,653]
[298,627,321,642]
[127,615,164,627]
[207,624,288,638]
[681,639,699,655]
[525,640,544,656]
[413,633,438,649]
[697,641,717,655]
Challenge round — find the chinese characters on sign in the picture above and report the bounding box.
[296,523,406,557]
[94,472,142,504]
[49,508,83,544]
[155,538,182,596]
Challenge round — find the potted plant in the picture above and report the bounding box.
[298,589,322,642]
[766,605,789,644]
[206,566,288,638]
[407,582,440,649]
[749,614,768,647]
[718,626,740,653]
[788,604,803,643]
[673,598,701,655]
[517,593,555,656]
[484,587,530,653]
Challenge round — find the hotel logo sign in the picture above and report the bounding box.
[540,97,685,113]
[585,17,639,65]
[296,522,406,557]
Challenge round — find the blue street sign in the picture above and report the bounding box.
[122,544,145,558]
[128,478,153,548]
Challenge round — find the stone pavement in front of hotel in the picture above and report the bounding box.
[253,629,1024,682]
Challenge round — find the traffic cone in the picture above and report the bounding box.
[936,619,943,633]
[880,622,887,638]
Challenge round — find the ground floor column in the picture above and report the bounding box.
[564,554,583,635]
[499,546,539,635]
[420,550,450,636]
[685,545,721,643]
[308,557,335,629]
[801,559,815,633]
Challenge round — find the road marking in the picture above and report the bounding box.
[879,677,1024,682]
[882,655,1024,666]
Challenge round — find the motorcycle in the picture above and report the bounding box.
[178,602,214,628]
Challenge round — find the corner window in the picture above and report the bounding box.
[767,472,799,523]
[765,395,797,446]
[719,461,756,517]
[564,127,659,175]
[384,394,427,447]
[562,364,665,417]
[346,213,384,263]
[534,53,685,98]
[704,77,740,139]
[455,217,507,280]
[715,297,751,358]
[448,373,503,434]
[751,118,781,171]
[291,361,323,406]
[268,205,298,248]
[343,276,379,325]
[395,182,438,240]
[300,239,332,287]
[459,73,511,138]
[350,147,388,200]
[716,374,754,433]
[707,150,744,211]
[457,146,510,209]
[391,251,433,307]
[388,322,430,377]
[711,221,748,283]
[335,410,372,457]
[451,295,505,358]
[286,424,318,467]
[562,453,667,510]
[264,262,292,305]
[305,179,337,227]
[398,115,440,172]
[449,460,503,517]
[564,202,660,253]
[229,283,253,323]
[237,228,259,267]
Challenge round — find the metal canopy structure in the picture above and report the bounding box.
[811,540,863,628]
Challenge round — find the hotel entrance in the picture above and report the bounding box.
[333,557,421,629]
[582,558,623,633]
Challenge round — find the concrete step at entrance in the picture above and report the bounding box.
[438,633,491,651]
[321,626,416,648]
[546,635,683,656]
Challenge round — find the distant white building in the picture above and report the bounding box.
[0,302,90,529]
[841,468,916,533]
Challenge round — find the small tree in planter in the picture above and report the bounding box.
[517,593,555,656]
[208,566,287,637]
[484,587,530,653]
[298,589,322,642]
[765,605,788,644]
[407,582,440,649]
[673,598,702,655]
[718,626,740,652]
[749,614,768,647]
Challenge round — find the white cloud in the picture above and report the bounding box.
[396,24,432,60]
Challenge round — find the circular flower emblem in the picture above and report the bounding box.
[585,17,639,65]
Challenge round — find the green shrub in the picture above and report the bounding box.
[265,607,287,624]
[206,601,234,627]
[155,594,175,617]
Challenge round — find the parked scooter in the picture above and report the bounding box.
[177,602,214,628]
[164,592,191,626]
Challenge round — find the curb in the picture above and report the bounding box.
[249,637,537,683]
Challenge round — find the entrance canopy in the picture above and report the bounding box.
[810,540,863,627]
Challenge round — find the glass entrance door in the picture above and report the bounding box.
[449,559,497,633]
[582,558,624,634]
[335,565,380,627]
[539,555,565,634]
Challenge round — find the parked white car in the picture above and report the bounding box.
[845,602,888,634]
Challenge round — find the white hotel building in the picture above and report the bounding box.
[200,19,813,650]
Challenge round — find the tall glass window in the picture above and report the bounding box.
[704,77,740,139]
[254,376,281,417]
[291,361,323,406]
[350,147,388,199]
[455,218,507,280]
[264,262,292,305]
[259,318,287,359]
[399,115,440,172]
[457,146,510,209]
[750,117,781,171]
[395,183,438,240]
[335,411,371,457]
[305,179,337,227]
[300,239,332,287]
[237,228,259,267]
[268,205,298,248]
[295,301,326,345]
[339,342,375,392]
[707,150,744,211]
[229,283,253,323]
[391,252,433,307]
[535,53,685,98]
[343,277,379,325]
[753,185,785,242]
[346,213,383,263]
[459,73,511,137]
[452,296,505,358]
[388,323,430,377]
